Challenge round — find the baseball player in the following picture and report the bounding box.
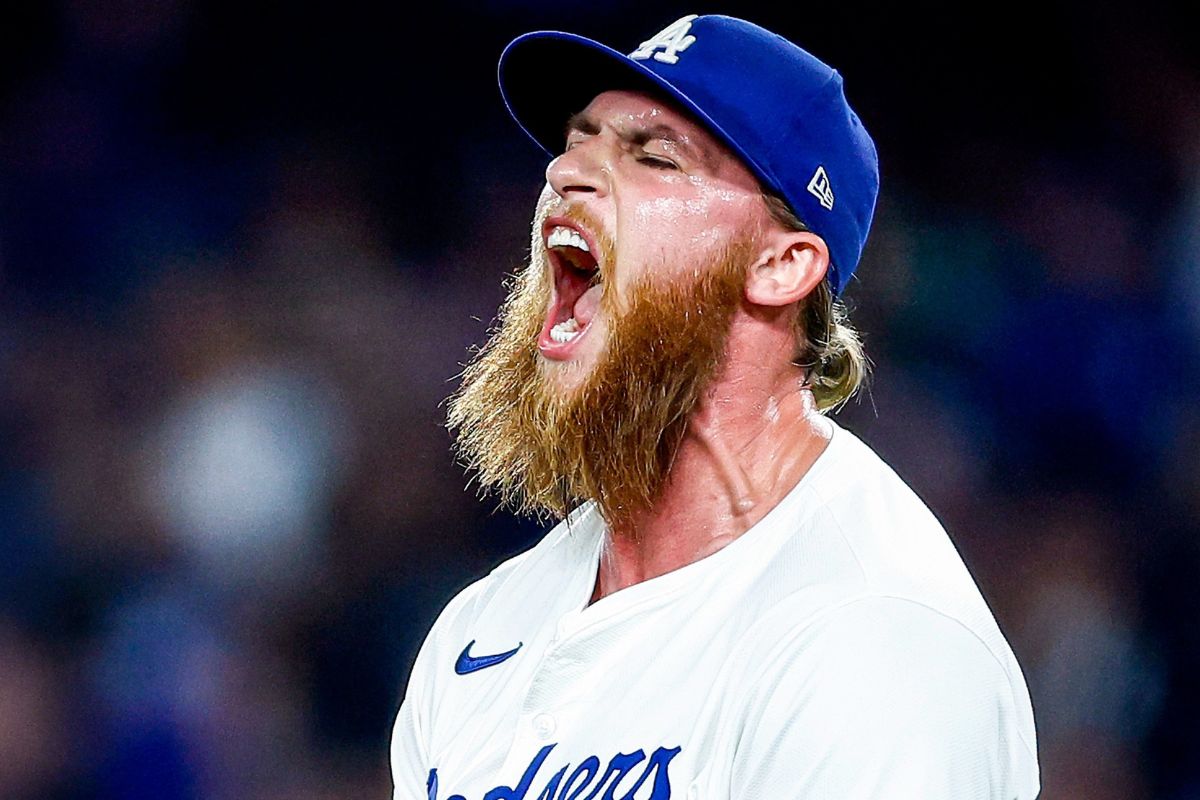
[391,14,1039,800]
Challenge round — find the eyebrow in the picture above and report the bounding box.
[564,111,711,166]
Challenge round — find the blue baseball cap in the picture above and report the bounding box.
[498,14,879,296]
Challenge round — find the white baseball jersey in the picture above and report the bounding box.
[390,419,1040,799]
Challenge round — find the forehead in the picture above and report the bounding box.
[573,89,761,185]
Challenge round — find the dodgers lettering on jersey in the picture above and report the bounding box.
[427,744,680,800]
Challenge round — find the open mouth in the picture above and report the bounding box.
[540,220,604,355]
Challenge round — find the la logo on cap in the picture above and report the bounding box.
[630,14,698,64]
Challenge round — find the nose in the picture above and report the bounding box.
[546,139,610,199]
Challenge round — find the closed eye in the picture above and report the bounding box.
[637,155,679,170]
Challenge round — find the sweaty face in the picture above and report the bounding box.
[533,90,771,392]
[448,90,772,525]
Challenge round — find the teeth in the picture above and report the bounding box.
[547,226,590,253]
[549,317,581,343]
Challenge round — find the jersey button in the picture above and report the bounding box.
[532,713,557,739]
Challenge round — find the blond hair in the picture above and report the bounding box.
[762,192,870,411]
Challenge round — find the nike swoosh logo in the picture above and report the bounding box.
[455,640,523,675]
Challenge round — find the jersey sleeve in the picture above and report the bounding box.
[731,596,1040,800]
[390,684,429,800]
[389,581,484,800]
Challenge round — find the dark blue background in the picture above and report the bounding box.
[0,2,1196,798]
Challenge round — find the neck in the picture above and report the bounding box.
[591,332,833,603]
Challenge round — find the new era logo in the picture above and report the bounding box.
[807,166,834,210]
[630,14,698,64]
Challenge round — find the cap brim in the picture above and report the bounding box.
[498,31,774,193]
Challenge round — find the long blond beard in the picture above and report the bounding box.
[447,228,753,528]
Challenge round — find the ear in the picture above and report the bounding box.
[744,230,830,308]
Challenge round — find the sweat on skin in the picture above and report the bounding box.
[449,89,835,603]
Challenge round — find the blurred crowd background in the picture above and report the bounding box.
[0,2,1196,798]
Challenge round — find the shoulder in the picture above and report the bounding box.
[793,423,1010,632]
[730,595,1039,799]
[809,422,947,539]
[419,538,544,649]
[785,421,954,586]
[747,595,1025,709]
[407,503,601,683]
